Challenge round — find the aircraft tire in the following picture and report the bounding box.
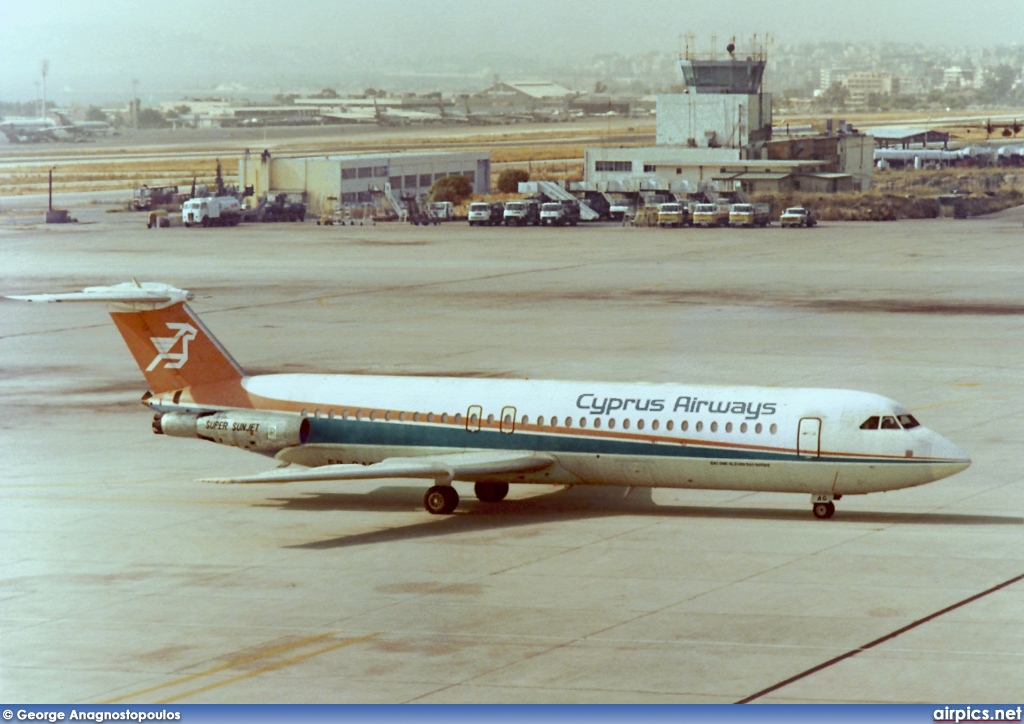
[424,485,459,514]
[474,482,509,503]
[812,502,836,519]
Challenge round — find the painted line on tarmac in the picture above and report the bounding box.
[736,570,1024,703]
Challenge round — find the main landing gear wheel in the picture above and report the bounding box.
[424,485,459,515]
[474,482,509,503]
[812,501,836,519]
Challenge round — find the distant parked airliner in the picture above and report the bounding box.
[9,282,970,519]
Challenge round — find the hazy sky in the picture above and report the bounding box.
[2,0,1022,103]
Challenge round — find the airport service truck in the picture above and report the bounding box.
[540,200,580,226]
[427,201,455,221]
[780,206,817,228]
[692,203,730,227]
[503,200,540,226]
[468,202,504,226]
[133,185,180,211]
[657,202,691,227]
[729,203,772,227]
[183,196,241,227]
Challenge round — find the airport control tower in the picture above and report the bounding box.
[657,36,772,155]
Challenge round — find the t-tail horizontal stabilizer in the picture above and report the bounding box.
[7,281,193,310]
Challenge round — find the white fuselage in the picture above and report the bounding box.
[150,374,971,497]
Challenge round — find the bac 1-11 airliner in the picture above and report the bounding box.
[9,282,971,519]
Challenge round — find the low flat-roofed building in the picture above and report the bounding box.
[239,150,490,216]
[767,133,874,191]
[585,146,742,191]
[474,81,575,109]
[866,127,951,149]
[583,146,866,194]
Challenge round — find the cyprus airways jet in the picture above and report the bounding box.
[9,282,971,519]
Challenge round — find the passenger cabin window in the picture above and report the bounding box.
[860,416,880,430]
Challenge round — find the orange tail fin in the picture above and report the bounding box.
[110,301,243,393]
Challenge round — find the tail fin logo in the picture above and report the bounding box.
[146,322,198,371]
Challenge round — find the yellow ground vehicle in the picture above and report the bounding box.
[729,203,772,227]
[657,202,690,227]
[692,203,729,227]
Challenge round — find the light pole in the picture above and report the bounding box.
[41,60,49,121]
[48,166,55,212]
[132,78,139,130]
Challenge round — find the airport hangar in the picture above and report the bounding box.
[238,150,491,216]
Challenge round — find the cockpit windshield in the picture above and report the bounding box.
[859,413,921,431]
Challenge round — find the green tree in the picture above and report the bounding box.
[137,107,169,128]
[814,82,850,111]
[428,174,474,204]
[496,168,530,194]
[85,105,109,123]
[979,64,1018,105]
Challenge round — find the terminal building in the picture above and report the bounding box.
[584,39,874,195]
[238,150,491,216]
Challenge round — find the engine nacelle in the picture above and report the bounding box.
[154,411,310,451]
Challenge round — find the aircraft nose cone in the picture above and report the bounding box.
[933,434,971,473]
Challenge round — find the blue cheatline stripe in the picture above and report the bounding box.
[305,418,927,465]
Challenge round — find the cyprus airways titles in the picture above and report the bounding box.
[577,393,776,419]
[8,282,971,519]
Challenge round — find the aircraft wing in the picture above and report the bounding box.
[202,450,555,485]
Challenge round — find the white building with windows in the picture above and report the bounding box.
[238,150,490,215]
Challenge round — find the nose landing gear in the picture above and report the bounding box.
[811,494,836,519]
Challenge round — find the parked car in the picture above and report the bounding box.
[780,206,817,228]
